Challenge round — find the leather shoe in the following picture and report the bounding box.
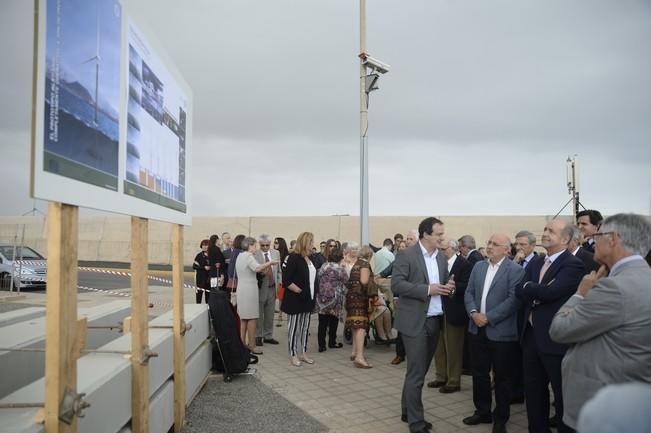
[390,355,404,365]
[400,414,432,430]
[318,347,326,352]
[492,424,507,433]
[439,385,460,394]
[427,380,446,388]
[462,414,493,425]
[263,338,279,345]
[328,342,343,348]
[255,337,264,346]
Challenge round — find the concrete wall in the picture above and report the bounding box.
[0,215,562,266]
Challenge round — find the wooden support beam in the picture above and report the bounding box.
[172,224,186,432]
[44,202,79,433]
[130,216,149,433]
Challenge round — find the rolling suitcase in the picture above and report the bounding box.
[208,290,257,382]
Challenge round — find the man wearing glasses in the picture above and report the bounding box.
[550,213,651,431]
[254,234,281,346]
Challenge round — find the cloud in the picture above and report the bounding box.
[0,0,649,218]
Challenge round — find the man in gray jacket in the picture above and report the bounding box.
[463,233,524,433]
[550,213,651,429]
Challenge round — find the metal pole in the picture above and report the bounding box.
[359,0,369,245]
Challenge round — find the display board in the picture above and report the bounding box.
[31,0,192,224]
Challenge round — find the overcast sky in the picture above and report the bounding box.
[1,0,650,218]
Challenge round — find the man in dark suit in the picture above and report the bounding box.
[565,225,600,274]
[458,234,485,375]
[516,218,585,433]
[511,230,545,404]
[392,217,455,433]
[459,235,485,267]
[576,209,603,253]
[429,239,472,393]
[463,233,525,433]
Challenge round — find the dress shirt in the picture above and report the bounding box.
[419,241,442,317]
[571,247,580,256]
[373,247,395,274]
[447,254,457,273]
[308,260,316,299]
[522,252,535,268]
[480,257,505,314]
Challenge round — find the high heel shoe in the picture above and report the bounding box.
[353,359,373,369]
[290,357,302,367]
[301,356,315,365]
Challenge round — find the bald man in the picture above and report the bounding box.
[516,218,585,433]
[463,233,524,433]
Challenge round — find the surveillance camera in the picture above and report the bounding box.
[363,56,390,74]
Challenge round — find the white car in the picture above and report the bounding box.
[0,244,47,290]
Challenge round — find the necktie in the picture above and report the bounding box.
[264,252,274,287]
[539,258,552,283]
[521,259,527,268]
[529,258,552,327]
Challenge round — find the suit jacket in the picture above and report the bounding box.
[466,249,485,268]
[280,252,316,314]
[549,258,651,428]
[515,250,585,355]
[581,239,595,254]
[464,258,524,341]
[574,247,600,274]
[441,255,473,326]
[391,243,449,337]
[254,249,280,288]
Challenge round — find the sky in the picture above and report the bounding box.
[1,0,650,218]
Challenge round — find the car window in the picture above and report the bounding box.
[0,246,44,260]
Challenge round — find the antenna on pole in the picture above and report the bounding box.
[553,155,586,219]
[566,155,580,220]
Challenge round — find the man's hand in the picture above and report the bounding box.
[430,283,451,296]
[472,312,488,327]
[577,265,608,296]
[514,250,525,263]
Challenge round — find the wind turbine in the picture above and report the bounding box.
[81,5,101,124]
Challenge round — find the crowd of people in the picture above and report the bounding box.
[192,210,651,433]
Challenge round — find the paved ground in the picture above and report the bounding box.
[197,315,531,433]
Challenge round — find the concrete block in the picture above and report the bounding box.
[0,303,210,433]
[0,307,45,327]
[0,301,130,398]
[185,340,212,405]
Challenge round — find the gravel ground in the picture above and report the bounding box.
[182,373,328,433]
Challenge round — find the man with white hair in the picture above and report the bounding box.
[550,213,651,430]
[254,234,281,346]
[564,224,599,274]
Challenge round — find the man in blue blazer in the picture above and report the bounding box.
[516,218,585,433]
[392,217,455,433]
[463,233,524,433]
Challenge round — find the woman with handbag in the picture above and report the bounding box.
[192,239,211,304]
[345,245,376,368]
[281,231,318,367]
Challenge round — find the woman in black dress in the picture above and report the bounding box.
[192,239,211,304]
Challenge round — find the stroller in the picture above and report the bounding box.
[208,290,258,382]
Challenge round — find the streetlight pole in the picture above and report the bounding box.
[359,0,369,245]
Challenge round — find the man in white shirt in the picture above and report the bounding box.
[463,233,524,433]
[392,217,455,433]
